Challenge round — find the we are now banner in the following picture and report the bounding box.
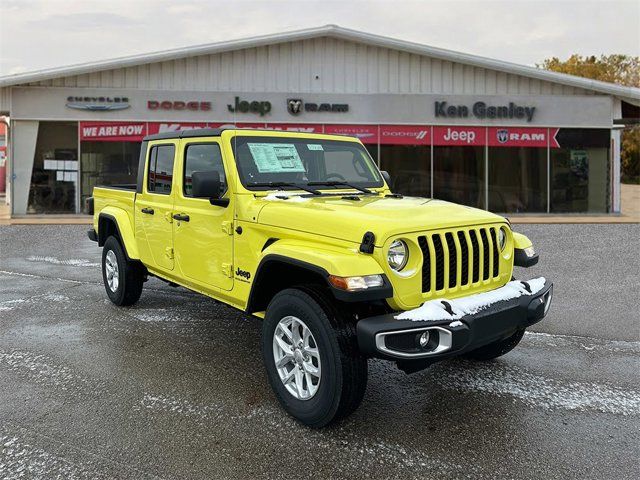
[79,122,560,148]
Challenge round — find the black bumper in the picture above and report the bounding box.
[87,229,98,242]
[357,280,553,367]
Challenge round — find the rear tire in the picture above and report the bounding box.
[102,236,144,306]
[262,286,367,428]
[464,328,525,361]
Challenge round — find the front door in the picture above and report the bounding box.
[173,141,234,291]
[135,142,177,272]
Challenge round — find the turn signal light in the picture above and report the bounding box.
[328,274,384,291]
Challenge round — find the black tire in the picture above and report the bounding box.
[102,236,144,306]
[464,328,525,361]
[262,286,367,428]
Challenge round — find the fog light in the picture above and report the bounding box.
[418,331,430,348]
[543,288,553,316]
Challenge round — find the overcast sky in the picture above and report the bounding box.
[1,0,638,77]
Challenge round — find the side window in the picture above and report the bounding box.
[183,143,226,196]
[147,144,175,194]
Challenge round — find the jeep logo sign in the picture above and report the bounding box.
[435,101,536,122]
[228,96,271,116]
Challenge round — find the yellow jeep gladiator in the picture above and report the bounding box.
[89,128,552,427]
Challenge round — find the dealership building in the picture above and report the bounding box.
[0,25,638,216]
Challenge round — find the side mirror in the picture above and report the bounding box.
[380,170,391,186]
[191,171,229,207]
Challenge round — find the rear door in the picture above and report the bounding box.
[135,141,177,272]
[173,140,234,291]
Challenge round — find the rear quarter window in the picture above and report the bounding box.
[147,144,175,194]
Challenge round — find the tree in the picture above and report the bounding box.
[538,54,640,183]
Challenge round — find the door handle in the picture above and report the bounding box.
[141,208,154,215]
[172,213,190,222]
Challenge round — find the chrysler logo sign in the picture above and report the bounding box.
[66,96,130,111]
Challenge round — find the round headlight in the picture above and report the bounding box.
[387,240,408,271]
[498,227,507,251]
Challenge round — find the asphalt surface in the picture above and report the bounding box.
[0,224,638,479]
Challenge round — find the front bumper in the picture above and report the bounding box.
[357,279,553,365]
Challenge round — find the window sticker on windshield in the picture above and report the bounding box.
[307,144,324,151]
[247,143,306,173]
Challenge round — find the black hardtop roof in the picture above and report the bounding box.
[143,128,226,141]
[143,127,348,142]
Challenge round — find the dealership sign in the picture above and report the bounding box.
[435,101,536,122]
[79,121,561,147]
[287,99,349,115]
[66,96,130,111]
[227,96,271,116]
[488,127,559,147]
[148,100,211,111]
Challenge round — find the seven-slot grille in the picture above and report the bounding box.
[418,226,502,294]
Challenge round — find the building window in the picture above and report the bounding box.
[433,146,485,209]
[488,147,547,213]
[28,121,78,214]
[379,145,431,197]
[80,141,141,213]
[147,145,175,194]
[183,143,226,196]
[550,129,610,213]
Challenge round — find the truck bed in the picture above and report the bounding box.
[92,186,136,229]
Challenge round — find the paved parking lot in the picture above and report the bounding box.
[0,224,638,479]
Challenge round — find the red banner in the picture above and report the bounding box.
[263,123,323,133]
[433,126,484,146]
[79,122,562,149]
[379,125,429,145]
[488,127,559,148]
[323,124,378,144]
[209,122,266,129]
[79,122,147,142]
[146,122,209,136]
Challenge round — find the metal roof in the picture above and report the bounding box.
[1,24,638,101]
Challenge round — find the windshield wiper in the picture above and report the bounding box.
[307,181,373,194]
[246,181,321,195]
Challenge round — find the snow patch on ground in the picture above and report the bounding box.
[439,361,640,416]
[26,256,100,268]
[0,349,93,392]
[0,299,26,312]
[262,192,310,202]
[524,331,640,354]
[41,293,70,302]
[396,277,546,322]
[140,394,226,421]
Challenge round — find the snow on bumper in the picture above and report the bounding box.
[396,277,547,322]
[357,278,553,361]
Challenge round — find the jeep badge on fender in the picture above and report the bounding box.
[88,127,552,428]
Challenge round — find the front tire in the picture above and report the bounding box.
[464,328,525,361]
[102,236,144,306]
[262,286,367,428]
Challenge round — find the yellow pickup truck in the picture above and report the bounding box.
[89,128,552,427]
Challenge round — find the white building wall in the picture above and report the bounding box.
[0,87,11,112]
[25,38,595,96]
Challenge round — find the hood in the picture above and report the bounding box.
[255,194,506,245]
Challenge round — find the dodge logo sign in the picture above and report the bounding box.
[148,100,212,111]
[287,99,303,115]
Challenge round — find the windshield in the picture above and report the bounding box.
[232,136,384,190]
